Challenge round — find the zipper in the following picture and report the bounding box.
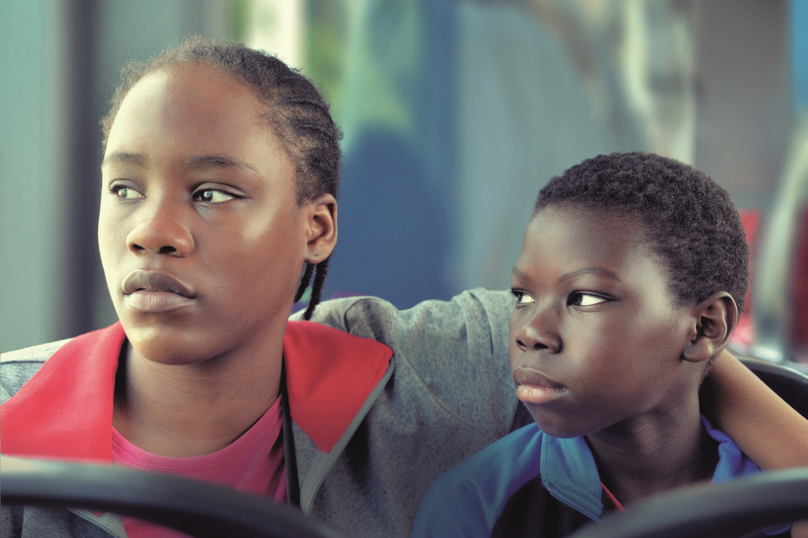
[68,509,128,538]
[301,358,396,514]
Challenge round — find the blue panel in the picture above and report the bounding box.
[324,0,456,308]
[0,0,60,352]
[795,0,808,108]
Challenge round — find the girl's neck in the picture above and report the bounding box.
[112,329,284,458]
[585,400,719,508]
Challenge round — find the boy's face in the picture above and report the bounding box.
[99,64,308,365]
[509,205,699,438]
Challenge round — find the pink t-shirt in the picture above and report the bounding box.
[111,396,287,538]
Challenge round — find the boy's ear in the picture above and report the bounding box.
[682,291,738,363]
[304,194,338,264]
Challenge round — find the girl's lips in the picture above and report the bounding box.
[125,290,195,312]
[122,270,196,298]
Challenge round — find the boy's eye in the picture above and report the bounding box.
[194,189,236,203]
[112,185,144,200]
[512,290,535,305]
[569,293,607,307]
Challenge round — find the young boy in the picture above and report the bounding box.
[411,152,796,537]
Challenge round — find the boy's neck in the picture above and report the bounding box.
[112,321,286,458]
[584,399,719,508]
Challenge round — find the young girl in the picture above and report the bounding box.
[2,40,807,538]
[411,152,804,537]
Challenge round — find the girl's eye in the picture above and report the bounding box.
[194,189,236,203]
[112,186,144,200]
[512,290,535,305]
[569,293,607,307]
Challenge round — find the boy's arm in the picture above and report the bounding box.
[701,350,808,469]
[702,351,808,537]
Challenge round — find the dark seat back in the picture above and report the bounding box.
[740,357,808,418]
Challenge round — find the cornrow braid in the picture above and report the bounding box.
[102,37,342,317]
[303,258,330,321]
[294,263,315,304]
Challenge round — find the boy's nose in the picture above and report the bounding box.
[514,310,561,354]
[126,204,194,257]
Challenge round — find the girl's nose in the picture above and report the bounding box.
[126,203,194,257]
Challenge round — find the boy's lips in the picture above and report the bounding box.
[512,367,568,405]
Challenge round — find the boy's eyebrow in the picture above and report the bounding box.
[511,267,530,282]
[511,266,622,284]
[559,267,622,284]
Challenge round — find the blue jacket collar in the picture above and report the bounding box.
[539,416,758,520]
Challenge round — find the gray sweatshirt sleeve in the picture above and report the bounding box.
[1,339,71,405]
[299,289,521,439]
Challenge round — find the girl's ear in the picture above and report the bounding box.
[304,194,338,263]
[682,291,739,363]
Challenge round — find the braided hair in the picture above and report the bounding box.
[102,37,342,319]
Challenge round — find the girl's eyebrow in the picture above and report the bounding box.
[102,152,146,167]
[101,152,260,177]
[184,154,260,176]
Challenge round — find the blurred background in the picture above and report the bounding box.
[1,0,808,368]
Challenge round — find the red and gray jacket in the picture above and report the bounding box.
[1,289,528,538]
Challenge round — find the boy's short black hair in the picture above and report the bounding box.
[535,152,749,313]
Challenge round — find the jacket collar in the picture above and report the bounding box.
[540,433,604,520]
[283,320,393,453]
[1,321,392,461]
[1,324,124,461]
[538,416,759,520]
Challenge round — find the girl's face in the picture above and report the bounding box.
[509,205,701,438]
[99,64,309,365]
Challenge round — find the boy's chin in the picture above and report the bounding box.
[528,409,587,439]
